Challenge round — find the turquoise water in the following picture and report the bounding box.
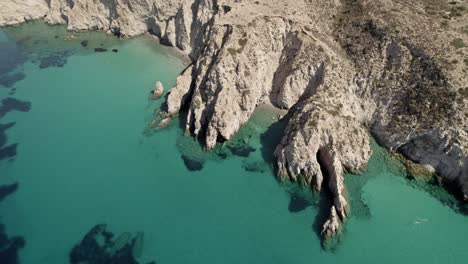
[0,22,468,264]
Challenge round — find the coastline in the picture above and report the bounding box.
[0,0,466,249]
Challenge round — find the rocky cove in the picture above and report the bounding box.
[0,0,467,254]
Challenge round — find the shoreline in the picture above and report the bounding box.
[0,19,192,68]
[1,1,466,249]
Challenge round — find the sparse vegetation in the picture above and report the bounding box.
[463,26,468,36]
[193,97,201,109]
[451,38,465,49]
[227,47,237,56]
[391,152,434,181]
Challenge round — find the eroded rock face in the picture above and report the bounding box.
[163,0,468,242]
[1,0,467,244]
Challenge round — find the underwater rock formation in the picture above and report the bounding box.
[94,48,108,52]
[226,144,256,158]
[181,154,204,171]
[0,180,23,264]
[242,160,268,174]
[0,122,15,146]
[0,183,18,202]
[70,224,153,264]
[0,98,31,118]
[38,50,72,69]
[288,192,312,213]
[2,0,467,245]
[80,40,88,47]
[0,72,25,88]
[0,224,25,264]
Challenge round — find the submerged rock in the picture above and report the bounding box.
[0,224,25,264]
[108,232,132,255]
[0,121,19,162]
[0,183,18,202]
[0,98,31,118]
[70,224,155,264]
[65,34,77,41]
[0,177,24,264]
[241,160,268,173]
[227,145,256,158]
[80,40,89,47]
[94,48,107,52]
[157,117,171,128]
[131,232,144,258]
[38,51,72,69]
[0,122,15,147]
[181,155,204,171]
[0,72,25,88]
[288,192,311,213]
[0,143,18,161]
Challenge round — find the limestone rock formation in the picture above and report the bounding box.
[1,0,467,244]
[0,0,49,26]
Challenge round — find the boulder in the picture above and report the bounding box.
[150,81,164,99]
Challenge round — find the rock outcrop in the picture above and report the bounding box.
[1,0,467,244]
[150,81,164,99]
[69,224,153,264]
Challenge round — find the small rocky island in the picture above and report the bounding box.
[1,0,466,244]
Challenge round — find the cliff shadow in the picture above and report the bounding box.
[372,133,468,216]
[259,118,287,168]
[311,187,336,251]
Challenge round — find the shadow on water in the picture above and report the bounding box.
[311,187,336,250]
[259,114,373,251]
[405,170,468,215]
[287,186,315,213]
[372,141,468,215]
[259,118,287,166]
[170,107,263,172]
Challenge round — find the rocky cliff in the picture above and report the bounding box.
[1,0,467,244]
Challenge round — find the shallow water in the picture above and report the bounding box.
[0,22,467,264]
